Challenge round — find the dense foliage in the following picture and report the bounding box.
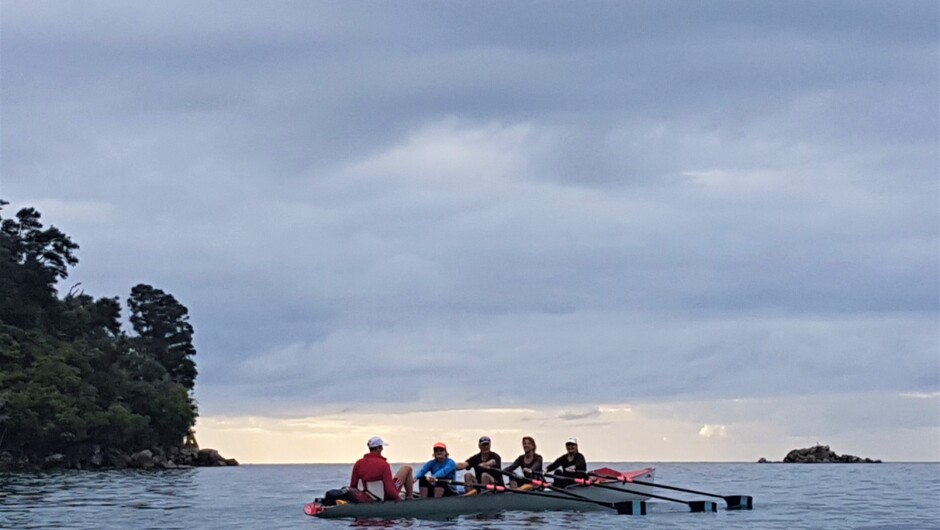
[0,200,198,460]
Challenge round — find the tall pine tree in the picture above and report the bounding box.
[127,284,198,390]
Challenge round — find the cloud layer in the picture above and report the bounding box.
[2,1,937,458]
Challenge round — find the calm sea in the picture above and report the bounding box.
[1,463,938,529]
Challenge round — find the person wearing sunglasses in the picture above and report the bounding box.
[414,442,459,498]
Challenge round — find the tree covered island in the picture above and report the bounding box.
[0,200,236,470]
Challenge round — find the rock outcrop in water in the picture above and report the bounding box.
[0,446,238,471]
[757,444,881,463]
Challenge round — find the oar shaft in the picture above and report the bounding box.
[441,479,620,510]
[591,473,752,510]
[491,466,538,483]
[438,479,646,515]
[442,480,571,502]
[547,473,685,505]
[488,469,602,503]
[590,472,723,498]
[514,480,647,515]
[629,478,720,499]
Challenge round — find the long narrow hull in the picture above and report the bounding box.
[306,467,656,519]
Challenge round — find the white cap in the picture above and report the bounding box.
[565,437,578,445]
[367,436,388,449]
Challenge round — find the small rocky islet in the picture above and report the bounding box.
[758,444,881,463]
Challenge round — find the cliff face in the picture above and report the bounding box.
[758,445,881,463]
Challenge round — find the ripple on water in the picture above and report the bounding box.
[1,463,939,530]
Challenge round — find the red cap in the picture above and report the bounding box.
[433,442,447,450]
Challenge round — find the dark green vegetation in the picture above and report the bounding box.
[0,200,200,467]
[757,445,881,463]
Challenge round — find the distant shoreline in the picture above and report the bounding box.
[0,446,238,472]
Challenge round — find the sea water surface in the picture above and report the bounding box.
[1,463,938,529]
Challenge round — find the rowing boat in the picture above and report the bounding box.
[304,467,656,519]
[304,467,655,519]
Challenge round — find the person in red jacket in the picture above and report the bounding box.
[349,436,414,501]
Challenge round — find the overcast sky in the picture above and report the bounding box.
[2,1,937,461]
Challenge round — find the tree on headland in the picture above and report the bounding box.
[128,284,198,390]
[0,200,199,464]
[0,204,78,330]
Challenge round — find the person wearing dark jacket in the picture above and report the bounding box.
[544,437,587,489]
[457,435,505,488]
[503,436,543,488]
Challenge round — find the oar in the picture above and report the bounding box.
[439,479,647,515]
[570,475,716,513]
[589,471,753,510]
[486,467,649,515]
[488,466,540,484]
[489,466,623,502]
[541,472,717,513]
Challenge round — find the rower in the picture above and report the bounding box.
[545,437,587,489]
[503,435,543,488]
[414,442,458,498]
[349,436,414,501]
[457,435,504,490]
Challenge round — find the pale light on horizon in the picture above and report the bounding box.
[194,392,940,464]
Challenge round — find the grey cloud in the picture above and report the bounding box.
[2,1,936,419]
[557,409,603,421]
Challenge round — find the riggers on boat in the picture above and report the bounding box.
[304,467,656,519]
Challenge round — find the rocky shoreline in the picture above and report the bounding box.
[0,446,238,472]
[758,444,881,463]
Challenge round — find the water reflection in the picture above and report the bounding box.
[350,518,416,528]
[517,514,551,526]
[0,464,937,530]
[0,469,200,529]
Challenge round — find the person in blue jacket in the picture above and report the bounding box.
[414,442,458,498]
